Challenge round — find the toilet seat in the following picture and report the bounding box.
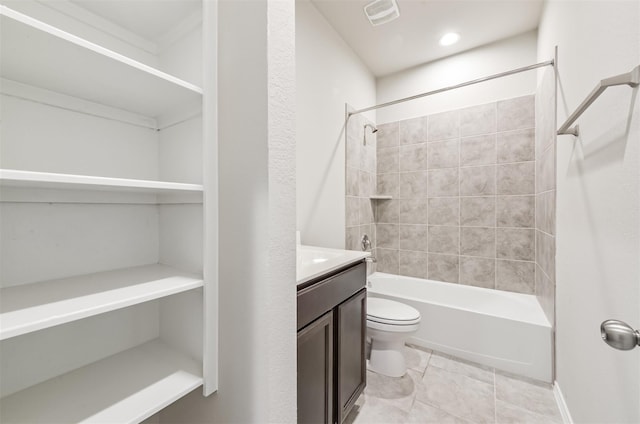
[367,319,419,333]
[367,297,421,326]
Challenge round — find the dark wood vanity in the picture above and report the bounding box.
[297,260,367,424]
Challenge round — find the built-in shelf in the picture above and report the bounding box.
[369,195,393,200]
[0,5,202,118]
[0,169,203,195]
[0,339,203,423]
[0,264,204,341]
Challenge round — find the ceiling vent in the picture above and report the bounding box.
[363,0,400,26]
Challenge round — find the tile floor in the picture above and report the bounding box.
[345,344,562,424]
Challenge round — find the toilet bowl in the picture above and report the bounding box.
[366,297,421,378]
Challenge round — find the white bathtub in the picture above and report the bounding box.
[367,272,552,382]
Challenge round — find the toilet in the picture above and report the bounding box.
[366,297,421,377]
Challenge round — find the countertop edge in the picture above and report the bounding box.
[296,246,370,286]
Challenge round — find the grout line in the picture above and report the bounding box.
[425,139,430,278]
[371,250,524,259]
[376,158,536,176]
[494,369,498,423]
[536,188,557,196]
[428,223,536,230]
[533,96,539,300]
[422,349,432,378]
[536,227,556,238]
[495,257,536,264]
[395,126,401,274]
[456,126,536,143]
[395,169,400,273]
[457,112,462,284]
[536,261,554,283]
[463,159,536,169]
[494,102,498,291]
[467,194,534,199]
[414,397,477,424]
[417,347,498,421]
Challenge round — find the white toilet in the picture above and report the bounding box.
[366,297,421,377]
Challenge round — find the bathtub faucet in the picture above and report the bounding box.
[361,234,372,251]
[361,235,377,263]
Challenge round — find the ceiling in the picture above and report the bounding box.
[70,0,201,43]
[310,0,544,77]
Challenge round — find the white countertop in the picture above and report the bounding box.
[297,245,370,286]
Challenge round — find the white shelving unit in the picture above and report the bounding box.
[0,340,202,423]
[0,6,202,117]
[0,264,204,340]
[0,1,217,421]
[0,169,203,194]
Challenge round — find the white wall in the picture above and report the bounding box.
[538,1,640,422]
[159,0,297,422]
[376,31,539,123]
[296,0,376,248]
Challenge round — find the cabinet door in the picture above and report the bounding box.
[337,289,366,423]
[297,310,334,424]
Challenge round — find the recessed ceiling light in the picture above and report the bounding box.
[439,32,460,46]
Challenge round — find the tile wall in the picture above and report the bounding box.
[372,95,538,293]
[535,67,557,323]
[345,109,377,264]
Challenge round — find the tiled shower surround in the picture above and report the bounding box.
[353,95,541,294]
[535,68,557,323]
[345,109,377,259]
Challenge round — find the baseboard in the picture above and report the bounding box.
[553,381,574,424]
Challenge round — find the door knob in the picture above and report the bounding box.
[600,320,640,351]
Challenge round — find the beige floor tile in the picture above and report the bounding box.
[365,369,420,412]
[417,366,495,423]
[428,351,494,384]
[356,348,562,424]
[405,400,471,423]
[345,395,409,424]
[404,345,431,374]
[496,399,562,424]
[495,372,561,420]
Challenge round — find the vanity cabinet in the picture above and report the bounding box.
[297,261,366,424]
[297,310,334,424]
[337,288,367,423]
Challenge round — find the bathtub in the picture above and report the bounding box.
[367,272,552,382]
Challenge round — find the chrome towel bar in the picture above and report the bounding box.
[558,65,640,136]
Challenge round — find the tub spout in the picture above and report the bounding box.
[361,234,372,251]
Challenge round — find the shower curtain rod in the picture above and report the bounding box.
[348,59,555,117]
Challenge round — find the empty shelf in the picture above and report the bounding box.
[0,169,203,195]
[369,195,393,200]
[0,264,204,340]
[0,339,203,423]
[0,6,202,117]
